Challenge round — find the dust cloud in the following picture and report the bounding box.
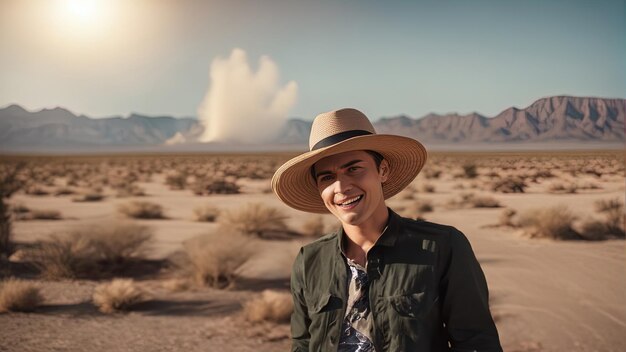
[198,48,298,143]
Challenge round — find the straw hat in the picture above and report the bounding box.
[271,108,427,213]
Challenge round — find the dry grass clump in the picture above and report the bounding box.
[115,183,146,198]
[72,192,104,202]
[22,209,62,220]
[218,203,290,238]
[93,279,145,313]
[399,199,434,220]
[447,193,501,209]
[53,187,75,196]
[419,183,436,193]
[27,223,153,279]
[165,172,187,190]
[173,232,253,289]
[547,181,578,194]
[118,201,165,219]
[191,177,240,196]
[0,278,44,312]
[461,163,478,179]
[499,208,517,227]
[518,205,581,240]
[243,289,293,323]
[193,204,220,222]
[581,198,625,239]
[491,176,526,193]
[301,216,326,237]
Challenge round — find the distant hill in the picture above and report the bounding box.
[275,96,625,145]
[0,96,623,152]
[0,105,202,149]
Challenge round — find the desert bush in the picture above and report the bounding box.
[218,203,290,238]
[173,232,253,289]
[115,184,146,197]
[462,163,478,179]
[591,198,625,238]
[491,176,526,193]
[165,172,187,190]
[400,199,434,220]
[193,204,220,222]
[27,223,153,279]
[93,279,145,313]
[499,208,517,227]
[72,192,104,202]
[301,216,326,237]
[118,201,165,219]
[423,168,441,179]
[243,289,293,323]
[1,164,24,258]
[25,186,49,196]
[0,278,44,312]
[547,181,578,194]
[419,183,436,193]
[517,205,581,240]
[53,187,75,196]
[447,193,500,209]
[191,179,240,195]
[26,209,62,220]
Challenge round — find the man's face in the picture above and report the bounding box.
[313,150,389,227]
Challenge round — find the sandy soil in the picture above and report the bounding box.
[1,154,624,352]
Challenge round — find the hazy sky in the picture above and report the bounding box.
[0,0,624,121]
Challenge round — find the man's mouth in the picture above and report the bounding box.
[335,195,363,208]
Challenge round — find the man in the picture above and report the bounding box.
[271,108,502,352]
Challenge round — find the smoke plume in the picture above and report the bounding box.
[198,48,298,143]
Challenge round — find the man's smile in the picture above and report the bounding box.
[335,195,363,209]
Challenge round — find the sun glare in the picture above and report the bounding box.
[65,0,100,22]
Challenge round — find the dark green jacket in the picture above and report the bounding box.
[291,209,502,352]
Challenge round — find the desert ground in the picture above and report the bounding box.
[0,151,624,352]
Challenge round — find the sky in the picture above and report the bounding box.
[0,0,624,123]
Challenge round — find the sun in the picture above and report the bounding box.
[57,0,110,28]
[64,0,100,22]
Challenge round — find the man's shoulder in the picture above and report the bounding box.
[396,214,461,237]
[301,232,339,252]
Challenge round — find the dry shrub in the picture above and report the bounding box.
[518,205,581,240]
[219,203,289,238]
[581,198,626,239]
[301,216,326,237]
[448,193,500,209]
[118,201,165,219]
[191,179,240,195]
[27,223,153,279]
[400,199,434,220]
[115,184,146,197]
[93,279,145,313]
[53,187,75,196]
[25,209,62,220]
[174,232,253,289]
[461,163,478,179]
[165,172,187,190]
[72,192,104,202]
[491,176,526,193]
[419,183,436,193]
[243,289,293,323]
[499,208,517,227]
[193,204,220,222]
[0,278,44,312]
[547,181,577,194]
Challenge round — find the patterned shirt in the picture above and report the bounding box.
[338,257,376,352]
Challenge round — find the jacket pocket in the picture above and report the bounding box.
[307,293,343,351]
[389,292,431,319]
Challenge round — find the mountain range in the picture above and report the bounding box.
[0,96,623,152]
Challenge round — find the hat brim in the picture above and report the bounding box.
[271,134,428,213]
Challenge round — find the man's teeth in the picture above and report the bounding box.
[339,195,362,206]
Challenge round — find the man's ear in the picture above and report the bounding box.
[379,159,390,183]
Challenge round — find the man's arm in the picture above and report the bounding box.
[291,249,311,352]
[440,228,503,352]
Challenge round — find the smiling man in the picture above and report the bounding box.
[272,108,502,352]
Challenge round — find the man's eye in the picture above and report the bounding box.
[348,166,360,172]
[319,175,333,182]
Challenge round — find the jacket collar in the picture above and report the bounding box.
[335,207,402,253]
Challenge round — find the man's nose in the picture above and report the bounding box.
[333,174,352,193]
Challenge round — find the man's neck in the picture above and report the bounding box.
[342,206,389,261]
